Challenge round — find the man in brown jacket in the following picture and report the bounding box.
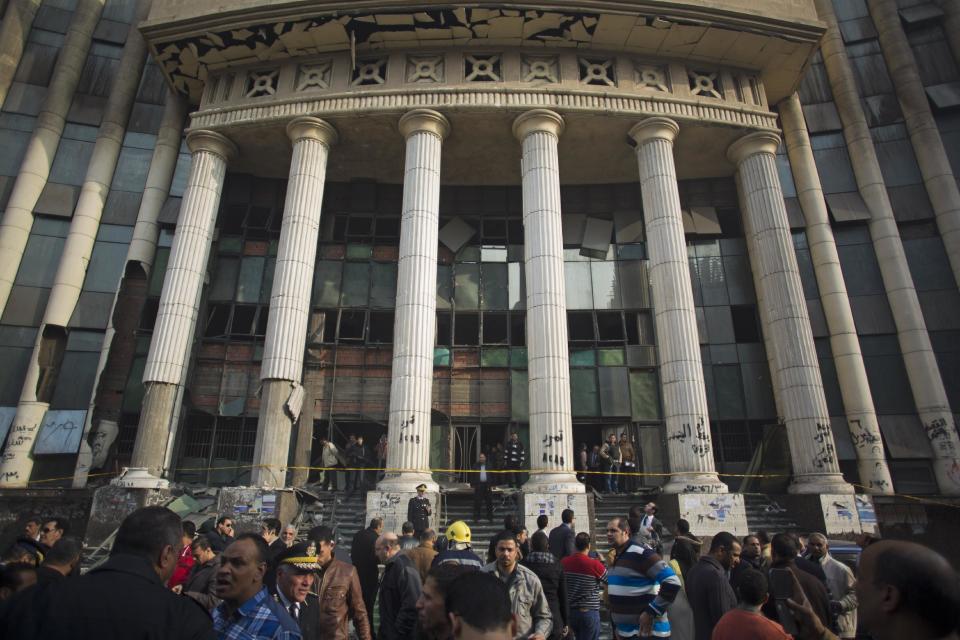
[275,528,371,640]
[405,529,438,583]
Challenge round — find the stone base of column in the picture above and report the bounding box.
[522,471,585,494]
[670,493,750,537]
[521,490,590,536]
[376,472,439,494]
[366,488,440,534]
[85,484,175,549]
[217,486,300,534]
[661,473,729,495]
[788,472,855,494]
[131,381,179,476]
[0,401,48,488]
[932,458,960,496]
[110,466,170,489]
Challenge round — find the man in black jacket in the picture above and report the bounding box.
[375,532,422,640]
[685,530,741,640]
[761,533,831,631]
[205,515,234,553]
[0,506,213,640]
[547,509,576,560]
[351,517,383,633]
[504,432,525,488]
[178,536,220,612]
[470,453,494,522]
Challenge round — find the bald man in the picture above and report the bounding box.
[856,540,960,640]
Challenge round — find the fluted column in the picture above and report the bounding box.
[629,118,727,494]
[816,0,960,496]
[870,0,960,287]
[72,90,187,488]
[378,109,448,493]
[130,130,236,478]
[251,117,337,488]
[0,0,42,108]
[780,94,894,494]
[0,0,106,315]
[729,132,853,495]
[513,109,582,493]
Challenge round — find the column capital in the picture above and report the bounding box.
[727,130,781,166]
[399,109,450,140]
[185,129,238,161]
[512,108,564,141]
[286,116,338,146]
[628,117,679,146]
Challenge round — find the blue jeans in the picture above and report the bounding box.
[570,609,600,640]
[606,463,620,493]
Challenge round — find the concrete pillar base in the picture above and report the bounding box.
[661,474,729,495]
[366,489,439,534]
[110,467,170,489]
[523,472,585,495]
[520,490,589,535]
[671,493,749,537]
[131,381,178,476]
[216,486,300,535]
[376,472,439,494]
[85,484,174,549]
[788,474,856,495]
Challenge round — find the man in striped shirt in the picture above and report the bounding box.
[606,517,681,639]
[560,532,607,640]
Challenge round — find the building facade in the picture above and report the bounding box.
[0,0,958,515]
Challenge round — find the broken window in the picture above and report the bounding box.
[482,313,508,344]
[567,312,595,343]
[368,311,394,343]
[454,312,479,346]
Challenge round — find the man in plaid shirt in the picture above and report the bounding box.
[213,533,302,639]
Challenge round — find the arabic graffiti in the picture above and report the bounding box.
[398,414,420,444]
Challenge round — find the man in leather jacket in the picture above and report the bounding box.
[274,529,371,640]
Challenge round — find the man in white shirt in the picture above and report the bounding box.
[472,453,494,522]
[806,533,858,638]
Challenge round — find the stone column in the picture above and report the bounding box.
[44,0,152,327]
[513,109,582,493]
[72,90,187,488]
[0,0,42,108]
[816,0,960,496]
[729,131,853,495]
[130,130,236,479]
[871,0,960,287]
[378,109,449,493]
[0,0,106,315]
[780,94,894,495]
[251,117,337,488]
[628,117,727,494]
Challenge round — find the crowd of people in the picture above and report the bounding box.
[316,431,640,495]
[1,499,959,640]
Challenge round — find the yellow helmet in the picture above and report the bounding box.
[445,520,472,544]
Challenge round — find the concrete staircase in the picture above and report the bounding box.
[438,489,522,560]
[299,489,368,551]
[590,490,659,557]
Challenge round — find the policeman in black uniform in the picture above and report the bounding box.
[407,484,432,536]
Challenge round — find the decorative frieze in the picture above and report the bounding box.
[522,56,559,84]
[406,55,443,83]
[578,57,616,86]
[245,69,278,98]
[465,54,501,82]
[352,57,387,86]
[635,64,669,92]
[296,61,332,92]
[689,69,722,98]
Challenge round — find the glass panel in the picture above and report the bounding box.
[434,347,451,367]
[713,364,745,419]
[564,262,594,309]
[481,347,509,367]
[341,262,369,307]
[454,263,480,309]
[591,261,622,309]
[235,256,265,302]
[511,370,529,421]
[697,256,729,305]
[617,244,646,259]
[15,234,64,287]
[49,139,95,186]
[148,247,169,296]
[218,236,242,253]
[346,243,373,260]
[81,240,126,293]
[481,245,507,262]
[704,306,735,344]
[481,263,508,310]
[312,260,342,307]
[510,347,528,368]
[259,257,275,304]
[597,348,625,366]
[436,265,453,310]
[0,347,31,404]
[599,366,631,416]
[370,262,397,308]
[33,409,88,453]
[569,368,599,416]
[49,352,99,409]
[630,370,661,421]
[618,261,649,308]
[508,262,525,310]
[96,224,134,243]
[569,349,596,367]
[111,146,152,192]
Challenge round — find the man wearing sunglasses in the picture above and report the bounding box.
[206,516,235,553]
[38,518,68,551]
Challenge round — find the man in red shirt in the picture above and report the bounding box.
[560,532,607,640]
[712,568,791,640]
[166,520,196,589]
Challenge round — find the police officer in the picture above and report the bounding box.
[407,484,432,536]
[273,542,320,635]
